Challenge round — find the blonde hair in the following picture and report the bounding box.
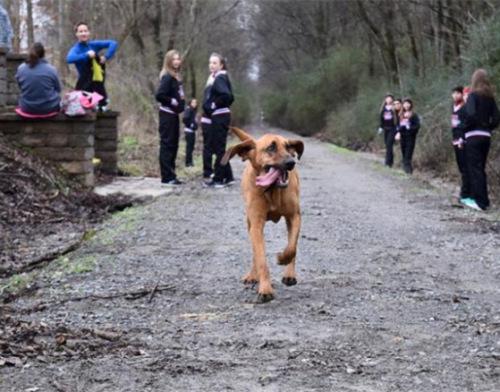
[471,69,494,98]
[160,49,181,79]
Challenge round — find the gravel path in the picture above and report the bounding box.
[2,129,499,392]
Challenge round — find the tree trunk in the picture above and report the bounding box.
[26,0,34,47]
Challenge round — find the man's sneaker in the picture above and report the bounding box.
[225,179,236,186]
[462,198,482,211]
[161,179,184,187]
[203,180,226,188]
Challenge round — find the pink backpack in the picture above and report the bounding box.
[62,91,103,116]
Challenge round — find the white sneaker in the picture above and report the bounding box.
[462,198,482,211]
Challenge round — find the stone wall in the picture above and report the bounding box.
[0,48,6,107]
[0,112,96,186]
[95,111,119,174]
[0,47,121,187]
[5,53,25,106]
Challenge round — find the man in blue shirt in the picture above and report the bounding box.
[66,22,118,111]
[0,3,13,51]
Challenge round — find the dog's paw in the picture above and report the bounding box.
[282,276,297,286]
[256,292,274,304]
[242,273,258,285]
[277,250,295,265]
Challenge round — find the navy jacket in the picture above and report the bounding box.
[16,59,61,114]
[203,71,234,117]
[463,92,500,134]
[183,107,198,131]
[451,103,467,141]
[155,74,185,114]
[380,105,398,130]
[398,113,420,134]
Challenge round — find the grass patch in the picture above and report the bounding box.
[329,144,353,155]
[0,272,36,297]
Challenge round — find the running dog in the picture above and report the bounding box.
[222,127,304,303]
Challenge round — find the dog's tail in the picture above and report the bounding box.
[230,126,253,141]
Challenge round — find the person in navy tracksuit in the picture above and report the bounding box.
[461,69,500,210]
[450,86,470,201]
[66,22,118,110]
[183,98,198,167]
[202,53,235,188]
[379,94,398,167]
[155,49,185,186]
[397,99,420,174]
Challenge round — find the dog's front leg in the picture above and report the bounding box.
[242,217,258,285]
[249,218,274,303]
[280,213,301,286]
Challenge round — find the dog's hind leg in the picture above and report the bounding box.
[280,214,300,286]
[277,213,300,266]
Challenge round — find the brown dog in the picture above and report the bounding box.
[222,127,304,303]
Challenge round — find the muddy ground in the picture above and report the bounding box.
[1,129,499,391]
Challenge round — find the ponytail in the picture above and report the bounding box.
[27,42,45,68]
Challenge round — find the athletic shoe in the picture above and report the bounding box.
[161,179,184,187]
[462,198,482,211]
[203,180,226,188]
[225,179,236,186]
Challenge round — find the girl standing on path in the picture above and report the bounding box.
[461,69,500,211]
[202,53,235,188]
[155,49,186,186]
[66,22,117,111]
[183,98,198,167]
[379,94,398,168]
[450,86,470,202]
[398,98,420,174]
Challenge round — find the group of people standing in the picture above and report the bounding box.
[155,50,235,188]
[14,22,117,117]
[379,68,499,211]
[379,96,420,174]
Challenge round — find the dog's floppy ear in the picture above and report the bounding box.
[222,139,256,165]
[287,139,304,160]
[230,126,253,141]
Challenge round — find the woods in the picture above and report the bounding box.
[2,0,500,184]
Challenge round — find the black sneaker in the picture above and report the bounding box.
[203,180,226,188]
[224,179,236,186]
[161,179,184,187]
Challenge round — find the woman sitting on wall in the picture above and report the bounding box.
[15,42,61,118]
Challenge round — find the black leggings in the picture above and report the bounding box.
[211,114,234,183]
[453,145,470,199]
[465,136,490,209]
[158,111,179,182]
[384,128,396,167]
[202,122,213,178]
[400,131,417,174]
[185,131,195,166]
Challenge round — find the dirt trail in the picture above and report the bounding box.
[1,128,499,391]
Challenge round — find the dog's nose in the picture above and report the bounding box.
[283,157,296,171]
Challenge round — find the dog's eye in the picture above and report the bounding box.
[266,142,277,153]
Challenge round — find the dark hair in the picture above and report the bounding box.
[385,94,394,99]
[74,22,89,33]
[452,86,464,94]
[27,42,45,68]
[403,98,414,110]
[394,98,402,103]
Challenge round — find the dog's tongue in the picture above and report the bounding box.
[256,167,281,187]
